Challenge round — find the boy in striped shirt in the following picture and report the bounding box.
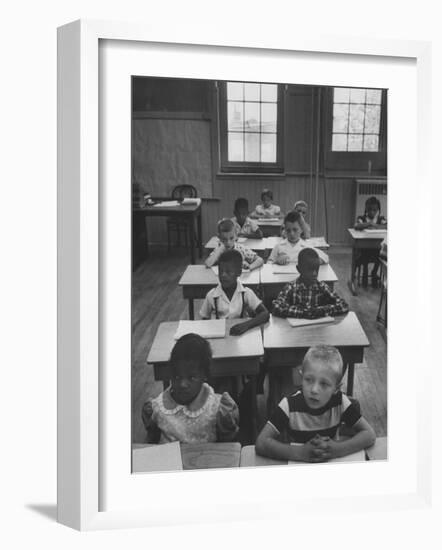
[256,345,375,462]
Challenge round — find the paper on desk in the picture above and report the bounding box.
[288,443,365,464]
[305,237,328,247]
[271,263,298,274]
[363,228,386,234]
[286,316,334,328]
[174,319,226,340]
[257,217,279,223]
[132,442,183,473]
[153,200,180,207]
[181,197,201,206]
[237,237,247,243]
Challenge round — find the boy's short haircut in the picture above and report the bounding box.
[365,196,381,211]
[284,210,302,225]
[303,345,344,383]
[218,249,243,272]
[234,197,249,212]
[298,247,319,267]
[294,200,308,209]
[170,333,212,378]
[217,218,235,234]
[261,188,273,201]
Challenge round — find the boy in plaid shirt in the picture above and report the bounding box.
[272,248,348,319]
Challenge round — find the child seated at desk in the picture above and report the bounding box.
[354,196,387,288]
[293,200,311,239]
[200,249,269,335]
[255,345,376,462]
[269,211,329,265]
[231,197,263,239]
[250,188,281,219]
[272,248,348,319]
[141,334,239,444]
[205,218,264,271]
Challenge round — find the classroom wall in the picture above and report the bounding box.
[132,78,387,251]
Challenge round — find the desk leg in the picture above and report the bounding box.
[197,211,203,258]
[348,245,358,296]
[189,217,196,264]
[346,364,355,396]
[250,376,257,441]
[188,299,195,320]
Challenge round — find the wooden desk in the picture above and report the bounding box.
[133,442,241,471]
[240,445,287,467]
[260,263,338,307]
[347,228,387,296]
[255,218,284,237]
[181,442,241,469]
[264,236,330,251]
[147,320,264,438]
[365,436,387,461]
[263,312,369,410]
[205,236,267,257]
[178,265,261,319]
[134,202,202,264]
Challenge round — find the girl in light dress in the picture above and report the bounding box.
[142,333,239,443]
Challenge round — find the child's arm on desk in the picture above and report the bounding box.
[216,393,240,442]
[256,423,329,463]
[141,400,161,444]
[205,244,224,267]
[229,303,270,335]
[320,417,376,459]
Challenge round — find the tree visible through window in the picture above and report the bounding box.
[332,88,382,152]
[224,82,280,165]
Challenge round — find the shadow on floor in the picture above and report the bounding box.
[26,503,57,522]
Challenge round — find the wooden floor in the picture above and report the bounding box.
[132,245,387,443]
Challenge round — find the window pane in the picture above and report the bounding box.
[332,134,347,151]
[245,133,260,161]
[363,135,379,151]
[333,104,349,132]
[349,104,365,132]
[244,83,260,101]
[244,102,260,132]
[348,134,363,151]
[261,84,277,102]
[366,89,382,104]
[365,105,381,133]
[334,87,350,103]
[228,132,244,161]
[261,134,276,162]
[261,103,277,133]
[349,88,366,103]
[227,82,243,101]
[228,101,244,131]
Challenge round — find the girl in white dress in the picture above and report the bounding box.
[142,333,239,443]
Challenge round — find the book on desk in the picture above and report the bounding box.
[174,319,226,340]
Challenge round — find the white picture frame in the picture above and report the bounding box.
[57,19,433,531]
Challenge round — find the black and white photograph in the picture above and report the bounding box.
[131,76,388,472]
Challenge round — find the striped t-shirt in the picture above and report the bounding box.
[268,390,361,443]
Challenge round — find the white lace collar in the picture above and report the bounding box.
[157,383,215,418]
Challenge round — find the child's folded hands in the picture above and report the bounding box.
[276,253,290,265]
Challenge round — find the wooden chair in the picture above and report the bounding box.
[166,185,198,251]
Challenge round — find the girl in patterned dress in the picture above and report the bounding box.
[142,333,239,443]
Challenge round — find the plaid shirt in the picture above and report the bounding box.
[272,278,349,318]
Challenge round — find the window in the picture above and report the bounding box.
[331,87,382,152]
[219,81,283,173]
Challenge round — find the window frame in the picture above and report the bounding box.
[324,87,387,175]
[218,81,284,174]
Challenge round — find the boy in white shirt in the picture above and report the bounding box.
[268,211,328,265]
[250,189,281,219]
[200,249,269,336]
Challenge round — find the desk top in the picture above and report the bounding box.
[263,236,330,250]
[263,312,369,350]
[240,445,287,467]
[205,236,267,251]
[181,442,241,469]
[256,218,283,227]
[147,319,264,364]
[134,203,201,214]
[260,262,338,285]
[178,264,261,287]
[348,228,387,240]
